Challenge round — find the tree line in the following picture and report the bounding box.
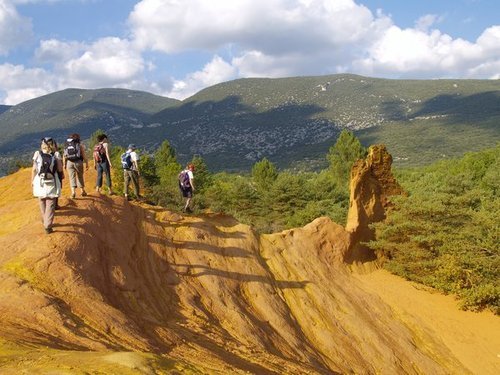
[86,129,366,233]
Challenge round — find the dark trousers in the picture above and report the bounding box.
[96,161,112,188]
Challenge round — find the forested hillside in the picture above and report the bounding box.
[147,74,500,169]
[0,88,179,174]
[1,74,499,175]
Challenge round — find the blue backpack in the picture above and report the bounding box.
[121,151,133,170]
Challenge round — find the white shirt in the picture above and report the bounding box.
[128,150,139,170]
[32,151,61,198]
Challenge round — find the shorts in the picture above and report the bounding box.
[181,187,193,198]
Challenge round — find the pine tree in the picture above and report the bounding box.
[154,140,181,186]
[327,130,366,188]
[189,155,212,193]
[251,158,278,192]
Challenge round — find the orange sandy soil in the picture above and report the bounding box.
[0,167,498,374]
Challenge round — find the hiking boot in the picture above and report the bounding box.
[45,227,53,234]
[81,191,87,197]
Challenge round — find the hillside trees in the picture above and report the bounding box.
[110,145,125,194]
[154,140,181,186]
[201,157,349,232]
[252,158,278,192]
[327,129,367,187]
[148,140,182,206]
[141,131,365,232]
[368,145,500,313]
[190,155,212,193]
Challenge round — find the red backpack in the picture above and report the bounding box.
[93,143,106,163]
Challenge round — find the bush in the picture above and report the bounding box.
[369,145,500,313]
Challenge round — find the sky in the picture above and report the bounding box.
[0,0,499,105]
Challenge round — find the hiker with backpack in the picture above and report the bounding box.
[63,133,88,198]
[121,144,141,200]
[93,134,114,195]
[178,163,195,213]
[31,137,64,234]
[50,138,64,210]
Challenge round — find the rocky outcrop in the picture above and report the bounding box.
[344,144,404,263]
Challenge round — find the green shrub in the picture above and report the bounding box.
[369,145,499,313]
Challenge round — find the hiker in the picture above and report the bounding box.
[93,134,114,195]
[51,138,64,210]
[63,133,88,198]
[179,163,195,212]
[121,144,141,200]
[31,137,64,234]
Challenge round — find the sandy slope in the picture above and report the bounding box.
[355,270,500,375]
[0,165,498,374]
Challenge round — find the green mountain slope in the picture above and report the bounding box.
[144,74,500,170]
[0,105,10,115]
[0,88,179,154]
[0,74,499,173]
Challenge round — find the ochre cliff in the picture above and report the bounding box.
[344,144,404,263]
[0,147,498,374]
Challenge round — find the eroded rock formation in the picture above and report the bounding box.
[344,144,404,263]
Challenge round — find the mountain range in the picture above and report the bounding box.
[0,74,499,174]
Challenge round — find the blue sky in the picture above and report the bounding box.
[0,0,499,105]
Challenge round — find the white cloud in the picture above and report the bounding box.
[415,14,442,32]
[126,0,500,88]
[60,37,146,87]
[477,25,500,55]
[0,37,148,104]
[468,61,500,79]
[0,0,33,55]
[128,0,385,55]
[35,39,85,62]
[0,63,54,104]
[353,23,500,78]
[166,55,237,99]
[34,37,146,89]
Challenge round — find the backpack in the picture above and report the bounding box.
[38,152,56,181]
[64,138,81,161]
[178,170,191,189]
[93,143,106,163]
[121,151,133,170]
